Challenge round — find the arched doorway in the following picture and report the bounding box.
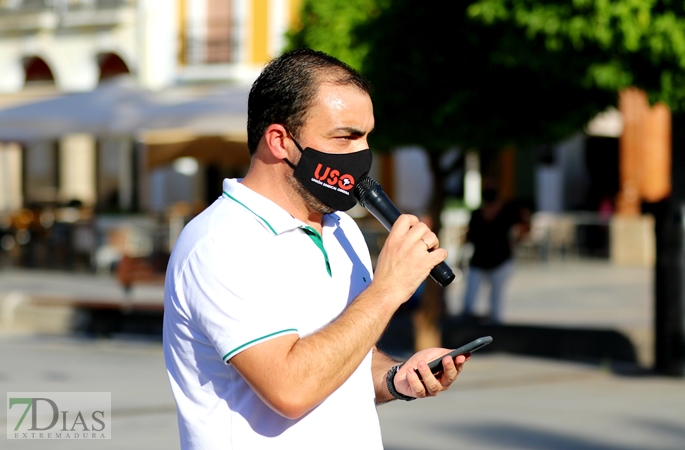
[23,56,55,84]
[98,53,130,82]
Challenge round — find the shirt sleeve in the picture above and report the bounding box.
[181,234,300,364]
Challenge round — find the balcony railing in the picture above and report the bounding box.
[0,0,135,30]
[0,0,133,13]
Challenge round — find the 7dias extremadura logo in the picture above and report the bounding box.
[7,392,111,440]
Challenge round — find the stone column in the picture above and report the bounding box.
[59,134,96,206]
[0,142,23,211]
[611,88,670,266]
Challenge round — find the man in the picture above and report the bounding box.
[461,181,530,323]
[163,48,469,450]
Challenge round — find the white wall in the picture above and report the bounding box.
[269,0,290,58]
[0,42,25,92]
[559,133,590,210]
[0,2,176,93]
[536,166,563,213]
[24,140,57,204]
[136,0,179,90]
[59,134,96,205]
[393,147,433,214]
[535,133,590,212]
[0,143,23,212]
[148,164,202,213]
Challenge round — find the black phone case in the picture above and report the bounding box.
[416,336,493,380]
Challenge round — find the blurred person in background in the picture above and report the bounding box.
[461,181,530,323]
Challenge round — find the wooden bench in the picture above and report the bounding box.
[116,254,169,295]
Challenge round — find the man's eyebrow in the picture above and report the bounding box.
[332,127,374,136]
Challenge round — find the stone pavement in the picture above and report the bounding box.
[0,269,164,334]
[380,354,685,450]
[445,260,654,366]
[0,335,683,450]
[0,260,653,361]
[0,335,178,450]
[0,260,683,449]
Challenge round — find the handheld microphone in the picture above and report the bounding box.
[354,176,456,287]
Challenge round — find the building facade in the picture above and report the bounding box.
[0,0,302,213]
[0,0,301,93]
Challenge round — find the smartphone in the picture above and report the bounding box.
[416,336,493,379]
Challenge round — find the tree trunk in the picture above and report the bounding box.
[412,149,450,350]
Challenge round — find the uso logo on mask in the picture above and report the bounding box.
[292,146,372,211]
[314,164,355,191]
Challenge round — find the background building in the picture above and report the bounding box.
[0,0,303,269]
[0,0,302,213]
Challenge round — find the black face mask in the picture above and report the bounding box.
[286,135,373,212]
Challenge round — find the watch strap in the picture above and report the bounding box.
[386,364,416,401]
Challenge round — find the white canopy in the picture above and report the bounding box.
[0,77,251,142]
[0,77,161,141]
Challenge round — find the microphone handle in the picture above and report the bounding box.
[363,191,456,287]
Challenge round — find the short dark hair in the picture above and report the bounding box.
[247,48,371,155]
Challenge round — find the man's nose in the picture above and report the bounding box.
[353,139,369,151]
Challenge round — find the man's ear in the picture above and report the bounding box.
[262,124,290,161]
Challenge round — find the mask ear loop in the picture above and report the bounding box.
[283,128,305,169]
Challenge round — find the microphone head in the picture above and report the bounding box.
[353,176,383,208]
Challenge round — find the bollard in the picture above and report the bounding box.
[653,204,685,376]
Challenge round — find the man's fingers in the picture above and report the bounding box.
[439,356,458,387]
[405,368,426,397]
[420,234,439,251]
[404,220,430,242]
[388,215,444,259]
[413,362,442,397]
[428,247,448,264]
[390,214,420,236]
[397,349,471,401]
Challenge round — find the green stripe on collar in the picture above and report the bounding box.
[223,190,331,277]
[300,225,332,277]
[223,190,277,235]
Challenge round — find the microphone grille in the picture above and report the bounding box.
[353,176,382,207]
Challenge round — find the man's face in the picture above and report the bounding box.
[286,81,375,214]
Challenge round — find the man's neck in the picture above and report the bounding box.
[242,166,325,234]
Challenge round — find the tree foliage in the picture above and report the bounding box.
[286,0,389,71]
[469,0,685,110]
[356,0,612,151]
[287,0,685,348]
[289,0,685,151]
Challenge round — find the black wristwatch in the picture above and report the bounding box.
[386,364,415,401]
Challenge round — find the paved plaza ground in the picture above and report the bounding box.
[0,261,683,449]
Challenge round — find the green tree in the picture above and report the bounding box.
[289,0,685,349]
[287,0,389,71]
[468,0,685,110]
[290,0,685,157]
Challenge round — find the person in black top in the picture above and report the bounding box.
[461,184,530,323]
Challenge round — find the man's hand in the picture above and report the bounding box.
[372,214,447,305]
[393,348,469,399]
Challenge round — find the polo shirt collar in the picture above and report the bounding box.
[222,178,341,236]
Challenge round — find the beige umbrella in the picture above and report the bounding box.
[139,85,251,170]
[141,129,250,170]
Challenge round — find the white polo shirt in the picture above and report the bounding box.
[163,178,383,450]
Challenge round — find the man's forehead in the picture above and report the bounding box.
[294,76,374,137]
[315,78,370,98]
[310,82,372,113]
